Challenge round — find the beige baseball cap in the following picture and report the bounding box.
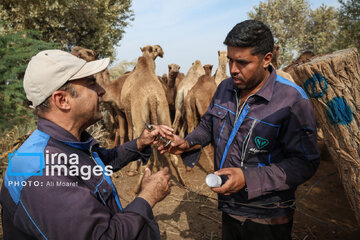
[23,49,110,107]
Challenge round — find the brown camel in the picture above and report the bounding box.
[158,73,168,94]
[283,50,315,76]
[166,64,184,121]
[214,50,228,85]
[118,45,186,191]
[184,64,216,172]
[172,60,205,137]
[185,64,216,133]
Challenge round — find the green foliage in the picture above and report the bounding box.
[248,0,339,67]
[0,0,134,58]
[336,0,360,50]
[0,30,59,131]
[302,5,339,54]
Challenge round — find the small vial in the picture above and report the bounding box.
[206,174,222,187]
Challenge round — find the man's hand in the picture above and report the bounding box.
[158,134,190,155]
[137,167,172,207]
[137,125,174,151]
[211,168,245,195]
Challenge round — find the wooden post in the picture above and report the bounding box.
[290,48,360,224]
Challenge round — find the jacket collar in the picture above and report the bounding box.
[37,117,98,150]
[226,65,277,102]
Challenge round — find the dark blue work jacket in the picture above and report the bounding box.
[183,67,320,218]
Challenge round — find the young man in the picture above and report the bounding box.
[162,20,320,239]
[1,50,173,239]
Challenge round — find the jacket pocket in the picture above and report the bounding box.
[93,177,113,207]
[208,105,230,148]
[244,117,280,165]
[300,128,319,160]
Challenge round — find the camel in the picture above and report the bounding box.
[214,50,228,85]
[166,64,184,121]
[118,45,186,191]
[283,51,315,75]
[184,64,216,172]
[277,50,315,83]
[158,73,168,95]
[172,60,205,137]
[184,64,216,133]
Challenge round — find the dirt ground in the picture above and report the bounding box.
[113,151,360,240]
[1,150,359,239]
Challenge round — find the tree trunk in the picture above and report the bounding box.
[291,48,360,225]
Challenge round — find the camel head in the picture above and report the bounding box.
[298,51,315,63]
[218,50,227,60]
[140,45,164,60]
[192,60,202,69]
[168,64,180,78]
[203,64,213,76]
[71,46,99,62]
[71,46,110,85]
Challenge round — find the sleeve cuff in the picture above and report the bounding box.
[123,197,155,220]
[242,168,263,200]
[180,149,201,168]
[123,139,152,165]
[123,197,160,239]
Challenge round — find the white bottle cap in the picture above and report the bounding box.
[206,174,222,187]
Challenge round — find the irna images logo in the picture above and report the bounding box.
[8,151,113,180]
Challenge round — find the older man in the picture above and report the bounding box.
[0,50,172,239]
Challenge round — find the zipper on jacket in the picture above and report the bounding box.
[241,119,257,167]
[89,145,98,166]
[234,89,252,122]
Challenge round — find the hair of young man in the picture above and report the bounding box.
[34,81,78,116]
[223,20,274,57]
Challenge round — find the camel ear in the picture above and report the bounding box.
[140,47,144,52]
[168,65,171,70]
[218,50,220,56]
[148,46,153,52]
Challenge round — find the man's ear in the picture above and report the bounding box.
[263,52,273,69]
[51,91,71,111]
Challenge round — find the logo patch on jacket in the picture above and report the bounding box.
[255,136,269,149]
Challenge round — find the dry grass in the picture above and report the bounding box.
[0,122,36,173]
[86,121,111,148]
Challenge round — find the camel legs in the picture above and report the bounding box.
[125,110,141,176]
[168,154,186,186]
[172,108,182,134]
[134,147,161,194]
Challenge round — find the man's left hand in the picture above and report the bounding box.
[211,168,245,195]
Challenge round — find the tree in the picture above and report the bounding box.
[0,0,134,58]
[301,5,339,54]
[336,0,360,50]
[248,0,339,67]
[109,59,136,80]
[0,29,59,131]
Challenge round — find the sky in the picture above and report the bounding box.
[114,0,341,75]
